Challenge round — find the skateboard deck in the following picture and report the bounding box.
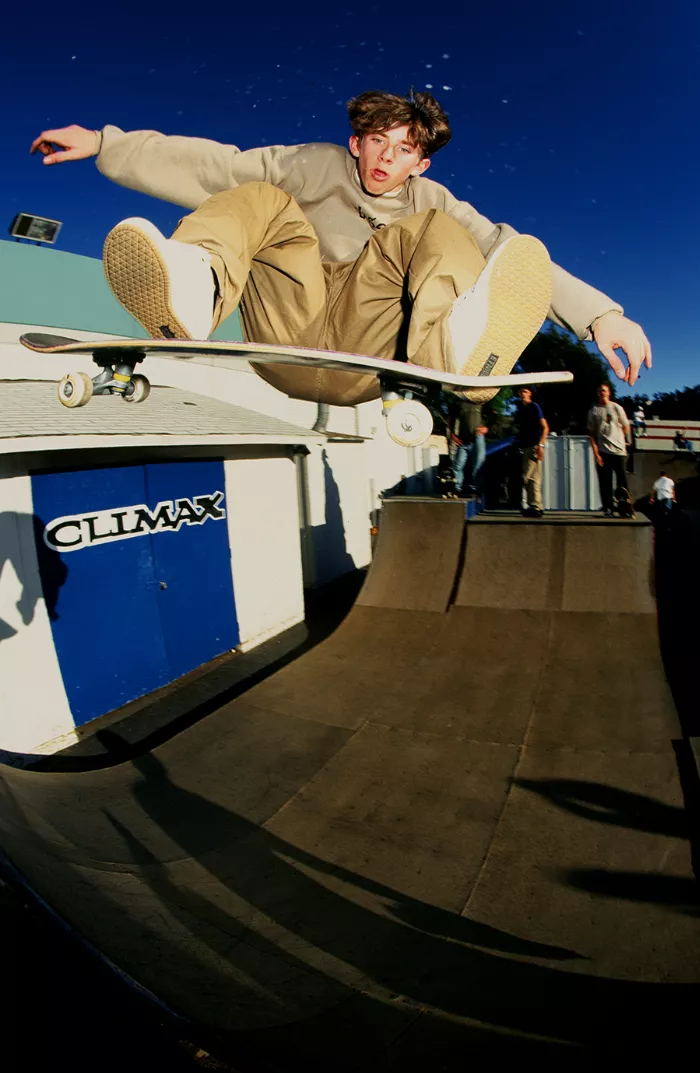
[20,332,574,446]
[21,333,573,388]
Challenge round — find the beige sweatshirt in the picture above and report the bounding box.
[97,126,622,340]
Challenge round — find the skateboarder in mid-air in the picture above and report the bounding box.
[30,90,652,407]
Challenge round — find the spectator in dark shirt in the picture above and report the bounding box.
[513,387,549,518]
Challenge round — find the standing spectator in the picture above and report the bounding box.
[633,405,647,436]
[513,387,549,518]
[587,384,631,518]
[449,398,488,498]
[650,470,676,515]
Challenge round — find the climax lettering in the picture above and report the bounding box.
[44,519,82,549]
[132,502,179,534]
[43,491,226,553]
[194,492,226,520]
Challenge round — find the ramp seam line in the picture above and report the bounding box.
[446,522,468,610]
[521,610,557,752]
[458,610,556,919]
[260,724,368,829]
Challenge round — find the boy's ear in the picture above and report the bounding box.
[410,157,431,177]
[349,134,361,158]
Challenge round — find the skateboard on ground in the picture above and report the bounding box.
[20,333,573,448]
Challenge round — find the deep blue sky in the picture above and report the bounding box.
[3,1,698,397]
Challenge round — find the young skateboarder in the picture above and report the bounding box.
[30,90,652,407]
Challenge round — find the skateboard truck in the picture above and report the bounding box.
[57,348,151,408]
[380,377,435,448]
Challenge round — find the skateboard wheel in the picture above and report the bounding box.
[123,374,151,403]
[57,372,94,408]
[385,399,433,447]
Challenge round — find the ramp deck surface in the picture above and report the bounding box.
[0,501,697,1070]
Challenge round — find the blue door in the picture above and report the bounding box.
[31,460,239,726]
[144,461,239,680]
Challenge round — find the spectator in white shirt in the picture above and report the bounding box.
[650,471,676,514]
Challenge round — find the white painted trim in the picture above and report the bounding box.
[0,434,325,454]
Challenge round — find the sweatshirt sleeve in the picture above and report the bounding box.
[440,189,623,342]
[615,403,630,429]
[96,125,304,210]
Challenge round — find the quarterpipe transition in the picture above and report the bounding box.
[0,499,697,1071]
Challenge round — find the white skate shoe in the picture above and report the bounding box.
[448,234,552,403]
[103,218,215,340]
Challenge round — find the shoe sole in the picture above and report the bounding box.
[103,223,192,339]
[457,235,552,404]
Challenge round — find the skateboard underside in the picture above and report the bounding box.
[19,332,574,447]
[20,333,574,390]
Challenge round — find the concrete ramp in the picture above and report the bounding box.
[0,502,697,1071]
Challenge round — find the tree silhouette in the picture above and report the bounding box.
[627,385,700,421]
[515,325,612,433]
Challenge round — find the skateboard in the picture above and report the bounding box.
[20,333,574,448]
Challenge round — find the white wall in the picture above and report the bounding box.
[299,443,374,589]
[224,457,305,651]
[0,474,77,757]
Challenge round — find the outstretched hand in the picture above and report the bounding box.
[30,124,99,165]
[592,312,652,388]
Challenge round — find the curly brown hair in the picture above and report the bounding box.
[347,89,452,158]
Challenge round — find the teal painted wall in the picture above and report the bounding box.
[0,240,243,341]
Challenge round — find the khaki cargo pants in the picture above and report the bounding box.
[522,446,544,511]
[173,181,487,406]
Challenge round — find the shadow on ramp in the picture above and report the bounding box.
[0,501,698,1070]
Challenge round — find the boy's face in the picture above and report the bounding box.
[349,124,430,195]
[518,388,532,404]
